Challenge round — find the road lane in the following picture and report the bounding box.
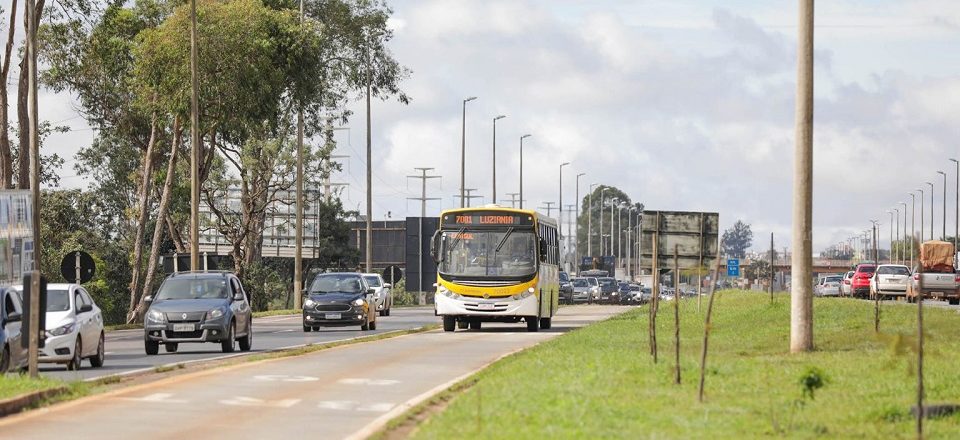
[40,307,438,381]
[4,305,627,440]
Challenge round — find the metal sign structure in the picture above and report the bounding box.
[727,259,740,277]
[0,190,35,285]
[639,210,719,271]
[60,250,96,284]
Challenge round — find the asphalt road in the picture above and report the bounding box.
[41,307,438,382]
[3,305,627,440]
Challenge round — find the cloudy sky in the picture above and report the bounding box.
[42,0,960,253]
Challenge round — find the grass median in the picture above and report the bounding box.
[409,291,960,439]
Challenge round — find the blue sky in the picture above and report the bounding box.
[31,0,960,253]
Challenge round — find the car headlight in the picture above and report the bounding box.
[147,309,166,323]
[352,298,365,307]
[48,321,77,337]
[304,298,316,308]
[206,307,226,320]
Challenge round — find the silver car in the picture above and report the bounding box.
[362,274,393,317]
[870,264,911,300]
[570,277,592,303]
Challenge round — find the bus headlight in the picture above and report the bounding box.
[438,286,460,299]
[512,288,535,301]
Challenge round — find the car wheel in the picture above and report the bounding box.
[239,320,252,352]
[0,345,10,373]
[457,320,468,330]
[221,322,236,353]
[89,333,105,368]
[303,324,312,332]
[442,316,456,332]
[469,320,481,330]
[385,307,391,316]
[67,338,82,371]
[312,326,320,331]
[145,339,159,355]
[369,319,377,331]
[361,319,370,331]
[378,310,385,317]
[165,343,179,353]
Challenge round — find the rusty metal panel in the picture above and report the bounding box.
[639,211,719,270]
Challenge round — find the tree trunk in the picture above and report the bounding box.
[127,114,158,318]
[0,0,18,189]
[166,213,187,254]
[16,0,43,189]
[129,117,181,323]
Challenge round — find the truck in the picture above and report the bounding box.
[907,241,960,305]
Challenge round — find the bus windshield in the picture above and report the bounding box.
[439,229,536,277]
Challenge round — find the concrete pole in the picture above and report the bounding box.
[609,199,616,260]
[951,158,959,252]
[927,182,934,241]
[189,0,200,270]
[26,0,41,378]
[790,0,815,353]
[938,171,947,240]
[910,192,916,268]
[460,97,476,208]
[599,187,608,255]
[364,41,374,273]
[588,183,597,258]
[293,0,305,308]
[919,189,924,245]
[888,211,894,264]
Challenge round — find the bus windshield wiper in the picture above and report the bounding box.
[447,228,467,254]
[495,227,514,253]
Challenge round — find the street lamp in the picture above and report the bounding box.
[887,210,895,264]
[519,134,531,208]
[927,181,934,241]
[899,202,907,264]
[918,188,924,244]
[559,162,570,269]
[951,158,959,252]
[460,96,477,208]
[937,171,947,240]
[492,115,505,204]
[600,187,609,255]
[588,183,598,258]
[575,173,586,271]
[909,192,916,268]
[609,197,617,260]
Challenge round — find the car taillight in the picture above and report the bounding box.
[955,275,960,283]
[914,273,920,280]
[844,280,850,284]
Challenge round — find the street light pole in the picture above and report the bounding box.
[600,187,609,255]
[460,96,477,208]
[910,192,916,268]
[900,202,907,264]
[937,171,947,240]
[609,198,617,261]
[519,134,531,209]
[918,189,925,245]
[888,210,894,264]
[951,158,959,252]
[492,115,505,204]
[559,162,570,270]
[575,173,585,272]
[927,181,935,241]
[189,0,200,270]
[588,183,597,258]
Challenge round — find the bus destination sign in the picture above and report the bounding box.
[443,211,534,227]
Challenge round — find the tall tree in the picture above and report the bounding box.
[721,220,753,259]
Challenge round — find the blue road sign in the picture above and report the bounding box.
[727,259,740,277]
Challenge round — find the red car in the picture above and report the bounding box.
[851,264,876,298]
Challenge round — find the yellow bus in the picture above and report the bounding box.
[430,206,560,332]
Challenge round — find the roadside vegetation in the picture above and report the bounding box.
[410,291,960,438]
[0,375,64,401]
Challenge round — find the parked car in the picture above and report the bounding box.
[869,265,911,300]
[851,264,876,298]
[303,273,377,332]
[597,277,619,303]
[559,271,573,304]
[840,271,854,297]
[143,271,253,355]
[570,277,592,303]
[362,273,393,317]
[0,287,27,373]
[817,275,843,297]
[38,284,105,370]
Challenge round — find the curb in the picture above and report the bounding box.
[0,386,69,417]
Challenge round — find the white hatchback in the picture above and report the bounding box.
[870,265,911,300]
[36,284,105,370]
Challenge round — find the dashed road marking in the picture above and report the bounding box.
[119,393,187,404]
[220,396,301,408]
[317,401,394,412]
[253,374,319,382]
[338,378,400,386]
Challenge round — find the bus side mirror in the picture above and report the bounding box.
[430,230,442,263]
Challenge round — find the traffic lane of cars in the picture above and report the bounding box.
[2,306,628,440]
[41,307,437,382]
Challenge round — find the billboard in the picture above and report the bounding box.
[639,210,719,270]
[0,190,34,286]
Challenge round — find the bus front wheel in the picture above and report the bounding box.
[526,316,540,332]
[443,316,456,332]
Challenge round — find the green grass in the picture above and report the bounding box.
[252,309,302,318]
[0,375,64,401]
[410,291,960,439]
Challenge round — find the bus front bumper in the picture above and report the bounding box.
[435,293,539,317]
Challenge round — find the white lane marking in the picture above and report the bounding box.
[119,393,187,403]
[104,352,114,355]
[338,378,400,386]
[253,374,319,382]
[273,329,295,333]
[317,401,394,412]
[220,396,301,408]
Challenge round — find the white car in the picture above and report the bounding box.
[362,274,393,317]
[817,275,842,297]
[840,271,854,297]
[870,264,911,300]
[35,284,105,370]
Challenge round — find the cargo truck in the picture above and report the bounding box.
[907,241,960,305]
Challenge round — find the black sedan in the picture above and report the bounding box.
[303,273,377,332]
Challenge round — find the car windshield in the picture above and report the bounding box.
[572,278,588,287]
[363,275,382,287]
[599,278,616,287]
[825,276,842,283]
[310,275,365,294]
[439,229,536,277]
[156,278,228,300]
[857,266,876,274]
[587,278,599,286]
[46,289,70,312]
[559,272,569,282]
[877,266,910,275]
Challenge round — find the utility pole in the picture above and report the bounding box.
[919,189,924,245]
[938,171,947,240]
[899,202,907,264]
[519,134,531,209]
[599,188,608,256]
[538,202,556,218]
[951,158,959,253]
[790,0,814,353]
[407,168,441,295]
[927,181,934,241]
[910,192,916,268]
[189,0,200,270]
[769,233,774,298]
[364,44,374,273]
[888,210,895,264]
[609,198,616,260]
[565,203,576,272]
[492,115,505,204]
[502,192,522,208]
[575,174,586,271]
[293,0,305,310]
[460,96,477,208]
[588,183,598,258]
[25,0,41,378]
[559,162,570,259]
